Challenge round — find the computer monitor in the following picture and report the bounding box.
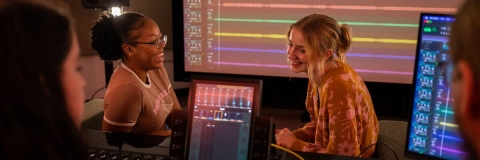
[405,13,467,159]
[185,76,263,160]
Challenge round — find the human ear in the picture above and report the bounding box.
[457,61,480,119]
[324,49,333,60]
[122,44,135,57]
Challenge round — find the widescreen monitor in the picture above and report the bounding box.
[173,0,461,84]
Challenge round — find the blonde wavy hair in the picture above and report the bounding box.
[287,14,352,83]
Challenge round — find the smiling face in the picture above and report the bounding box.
[287,27,309,73]
[129,18,165,71]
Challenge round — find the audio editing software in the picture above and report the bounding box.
[194,84,253,109]
[184,0,216,70]
[407,15,466,159]
[188,83,254,160]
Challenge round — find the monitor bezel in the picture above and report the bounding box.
[184,76,263,159]
[404,12,458,160]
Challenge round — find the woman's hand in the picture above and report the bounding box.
[150,129,172,136]
[275,127,297,148]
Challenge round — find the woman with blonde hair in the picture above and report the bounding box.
[275,14,379,157]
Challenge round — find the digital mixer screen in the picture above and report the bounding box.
[406,13,467,159]
[186,80,259,160]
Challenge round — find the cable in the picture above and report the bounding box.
[271,143,305,160]
[91,87,106,100]
[357,142,398,160]
[85,87,107,103]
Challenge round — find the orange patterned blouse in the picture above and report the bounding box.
[291,60,379,157]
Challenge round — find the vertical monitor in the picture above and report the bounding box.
[405,13,467,159]
[185,78,262,160]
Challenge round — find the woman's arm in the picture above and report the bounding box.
[102,120,134,132]
[147,123,171,136]
[288,109,360,156]
[169,87,182,110]
[291,119,317,142]
[291,80,317,142]
[289,77,363,156]
[102,85,143,132]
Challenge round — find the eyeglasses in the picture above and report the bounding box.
[438,61,454,85]
[128,35,167,49]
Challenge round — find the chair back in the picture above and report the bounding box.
[82,99,104,130]
[375,120,413,160]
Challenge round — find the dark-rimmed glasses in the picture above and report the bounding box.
[128,35,167,49]
[438,61,454,85]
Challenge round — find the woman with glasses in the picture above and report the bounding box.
[90,12,182,136]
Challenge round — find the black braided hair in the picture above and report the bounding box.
[90,11,146,61]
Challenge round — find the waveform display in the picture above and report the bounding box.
[214,61,288,69]
[222,3,457,12]
[439,135,462,141]
[214,47,415,60]
[435,146,466,155]
[182,0,461,84]
[440,110,454,114]
[213,61,413,75]
[214,32,417,44]
[214,18,419,27]
[439,122,457,128]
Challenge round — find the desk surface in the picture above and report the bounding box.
[82,129,379,160]
[82,129,170,157]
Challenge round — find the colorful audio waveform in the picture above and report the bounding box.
[439,135,462,141]
[435,146,466,155]
[222,3,457,12]
[213,61,413,75]
[354,37,416,44]
[214,32,417,44]
[214,47,415,60]
[214,18,419,27]
[439,122,458,128]
[215,61,288,68]
[440,110,454,114]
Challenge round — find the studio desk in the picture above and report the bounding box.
[82,129,378,160]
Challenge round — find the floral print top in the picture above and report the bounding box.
[291,60,379,157]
